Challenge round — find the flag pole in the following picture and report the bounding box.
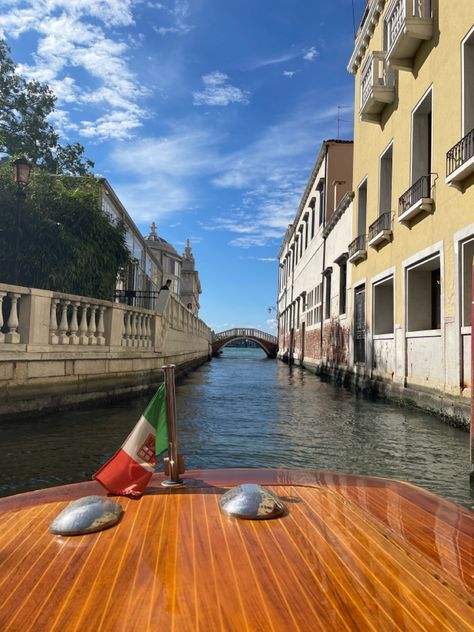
[161,364,183,487]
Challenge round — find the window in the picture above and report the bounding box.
[317,181,325,226]
[310,198,316,239]
[373,276,394,334]
[406,255,441,331]
[305,221,309,249]
[324,269,332,320]
[339,259,347,315]
[463,28,474,136]
[314,283,323,325]
[412,89,432,184]
[379,144,393,214]
[461,238,474,327]
[358,179,367,237]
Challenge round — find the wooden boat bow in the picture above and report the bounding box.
[0,469,473,631]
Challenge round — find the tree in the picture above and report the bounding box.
[0,39,93,174]
[0,161,130,299]
[0,41,130,299]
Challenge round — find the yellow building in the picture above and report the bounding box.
[347,0,474,421]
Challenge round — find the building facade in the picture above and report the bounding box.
[100,180,163,309]
[347,1,474,408]
[278,140,354,371]
[180,240,202,315]
[145,225,202,315]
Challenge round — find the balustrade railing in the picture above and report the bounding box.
[399,175,431,216]
[368,212,392,241]
[0,290,25,344]
[348,234,367,258]
[385,0,431,52]
[49,295,108,346]
[214,328,277,344]
[0,283,211,351]
[446,128,474,178]
[121,310,154,348]
[360,51,394,112]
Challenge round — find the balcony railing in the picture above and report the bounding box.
[368,212,392,242]
[398,175,431,218]
[360,52,395,121]
[348,234,367,262]
[446,128,474,180]
[385,0,433,70]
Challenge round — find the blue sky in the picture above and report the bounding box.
[0,0,365,333]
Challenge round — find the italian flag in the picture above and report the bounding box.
[94,385,168,498]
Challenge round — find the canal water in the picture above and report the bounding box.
[1,347,473,509]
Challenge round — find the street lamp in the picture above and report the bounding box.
[12,158,31,285]
[13,158,32,189]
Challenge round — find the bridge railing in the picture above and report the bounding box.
[213,328,277,345]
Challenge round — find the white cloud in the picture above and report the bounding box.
[303,46,319,61]
[282,71,296,78]
[193,71,250,107]
[151,0,193,36]
[109,103,350,243]
[0,1,147,141]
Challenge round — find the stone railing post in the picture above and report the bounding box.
[49,298,59,345]
[69,301,80,345]
[96,307,106,346]
[88,305,98,345]
[17,288,52,347]
[103,302,126,348]
[78,303,89,346]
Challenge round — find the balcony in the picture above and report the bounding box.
[446,128,474,189]
[398,175,433,223]
[348,234,367,264]
[360,51,395,123]
[368,212,392,248]
[385,0,433,71]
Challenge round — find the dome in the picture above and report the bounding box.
[145,222,179,257]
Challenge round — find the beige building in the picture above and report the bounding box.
[347,0,474,417]
[145,225,202,315]
[100,180,163,308]
[278,140,354,369]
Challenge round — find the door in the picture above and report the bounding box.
[354,286,366,364]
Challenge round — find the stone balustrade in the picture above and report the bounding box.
[0,283,211,353]
[0,282,212,418]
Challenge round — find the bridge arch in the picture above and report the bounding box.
[212,328,278,358]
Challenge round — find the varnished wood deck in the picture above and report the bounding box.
[0,469,473,631]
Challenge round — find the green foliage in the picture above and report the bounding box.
[0,161,130,299]
[0,39,93,174]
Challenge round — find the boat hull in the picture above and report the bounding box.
[0,469,473,631]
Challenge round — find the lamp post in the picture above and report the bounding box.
[12,158,31,285]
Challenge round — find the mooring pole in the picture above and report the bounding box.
[162,364,183,487]
[471,261,474,482]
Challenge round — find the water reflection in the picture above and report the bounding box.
[0,347,472,509]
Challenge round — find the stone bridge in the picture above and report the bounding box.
[212,328,278,358]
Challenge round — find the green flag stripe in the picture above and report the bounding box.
[143,384,169,456]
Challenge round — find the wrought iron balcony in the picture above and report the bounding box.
[360,51,395,123]
[348,234,367,264]
[446,128,474,188]
[398,175,433,223]
[385,0,433,71]
[368,212,392,248]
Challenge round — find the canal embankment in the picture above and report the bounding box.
[0,282,212,420]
